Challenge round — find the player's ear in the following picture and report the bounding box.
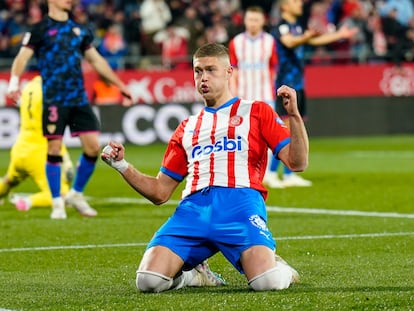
[227,66,233,79]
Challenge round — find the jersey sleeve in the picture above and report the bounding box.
[270,39,278,67]
[160,120,189,181]
[22,22,44,50]
[273,22,290,41]
[228,39,238,68]
[80,25,94,52]
[258,102,291,158]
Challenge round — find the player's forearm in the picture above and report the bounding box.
[121,165,172,205]
[286,114,309,171]
[10,47,33,77]
[308,31,343,46]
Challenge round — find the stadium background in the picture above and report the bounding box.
[1,0,414,146]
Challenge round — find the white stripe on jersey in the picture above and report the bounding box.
[232,32,276,101]
[181,100,254,198]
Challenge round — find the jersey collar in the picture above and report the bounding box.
[204,97,239,113]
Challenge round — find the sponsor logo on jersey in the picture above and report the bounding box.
[47,29,58,36]
[191,136,243,159]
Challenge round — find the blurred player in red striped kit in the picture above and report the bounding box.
[228,6,283,188]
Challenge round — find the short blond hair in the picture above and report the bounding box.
[193,43,230,60]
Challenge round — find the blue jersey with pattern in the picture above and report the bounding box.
[24,17,94,107]
[273,18,305,90]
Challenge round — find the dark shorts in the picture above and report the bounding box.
[146,187,276,274]
[42,104,100,138]
[276,89,307,119]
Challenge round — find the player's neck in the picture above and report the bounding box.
[204,92,234,109]
[281,12,297,24]
[48,8,70,22]
[246,31,262,39]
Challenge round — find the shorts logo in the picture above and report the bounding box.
[229,115,243,127]
[47,124,56,134]
[191,136,242,159]
[249,214,269,231]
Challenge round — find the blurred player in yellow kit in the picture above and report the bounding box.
[0,76,74,211]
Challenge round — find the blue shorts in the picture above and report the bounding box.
[146,186,276,274]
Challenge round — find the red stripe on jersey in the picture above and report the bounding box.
[209,112,218,185]
[227,100,241,187]
[191,109,204,193]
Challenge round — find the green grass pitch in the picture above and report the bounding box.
[0,135,413,310]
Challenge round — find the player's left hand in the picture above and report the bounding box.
[120,87,134,107]
[277,85,300,117]
[338,24,358,40]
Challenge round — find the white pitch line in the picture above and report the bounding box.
[94,197,414,219]
[1,232,413,253]
[266,206,414,219]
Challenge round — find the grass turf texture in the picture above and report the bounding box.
[0,135,413,310]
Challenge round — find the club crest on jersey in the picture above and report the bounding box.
[72,27,81,36]
[191,136,243,159]
[229,115,243,127]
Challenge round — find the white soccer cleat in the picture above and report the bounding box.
[263,172,284,189]
[15,197,31,211]
[275,254,300,285]
[65,189,97,217]
[50,197,67,220]
[9,193,32,211]
[282,173,312,187]
[191,260,226,287]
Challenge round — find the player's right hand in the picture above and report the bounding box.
[101,142,129,173]
[7,76,21,104]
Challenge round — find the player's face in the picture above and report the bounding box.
[282,0,304,17]
[244,11,265,36]
[193,56,231,105]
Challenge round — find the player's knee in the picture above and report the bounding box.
[136,271,173,293]
[248,265,293,291]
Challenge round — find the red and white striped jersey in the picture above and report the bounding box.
[229,32,277,102]
[161,98,290,200]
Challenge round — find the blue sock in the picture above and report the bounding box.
[284,166,293,176]
[46,162,61,198]
[73,154,97,192]
[270,158,280,172]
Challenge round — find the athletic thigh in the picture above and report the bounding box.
[210,188,276,273]
[42,105,71,137]
[146,193,219,270]
[68,105,100,136]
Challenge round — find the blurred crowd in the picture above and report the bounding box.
[1,0,414,70]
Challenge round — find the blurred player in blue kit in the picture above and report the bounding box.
[7,0,133,219]
[265,0,357,188]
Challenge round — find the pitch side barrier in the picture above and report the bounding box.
[1,97,414,149]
